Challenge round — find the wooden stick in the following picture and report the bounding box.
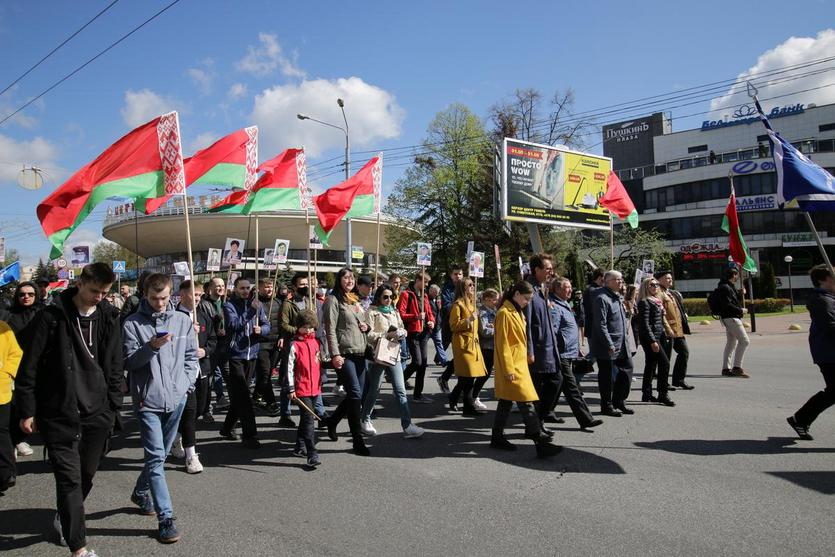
[305,210,313,306]
[374,210,382,290]
[294,397,321,421]
[182,194,197,325]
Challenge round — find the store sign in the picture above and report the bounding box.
[679,241,724,254]
[736,194,776,212]
[701,103,804,131]
[603,119,650,144]
[731,160,776,174]
[782,233,817,247]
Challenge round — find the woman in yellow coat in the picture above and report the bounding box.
[448,278,487,416]
[1,319,24,493]
[491,282,561,458]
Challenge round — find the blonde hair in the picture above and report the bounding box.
[637,277,658,301]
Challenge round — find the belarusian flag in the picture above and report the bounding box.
[722,186,758,272]
[208,148,308,214]
[143,126,258,214]
[37,112,185,258]
[599,171,638,228]
[314,154,381,245]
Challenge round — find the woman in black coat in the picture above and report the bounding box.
[637,278,674,406]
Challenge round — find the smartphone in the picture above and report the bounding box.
[155,331,169,338]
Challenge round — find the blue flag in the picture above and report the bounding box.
[0,261,20,287]
[756,98,835,211]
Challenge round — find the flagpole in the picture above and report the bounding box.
[374,210,382,290]
[803,211,835,275]
[305,210,313,306]
[255,215,260,290]
[182,194,197,325]
[609,213,615,269]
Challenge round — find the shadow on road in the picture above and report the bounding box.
[766,471,835,494]
[634,436,835,456]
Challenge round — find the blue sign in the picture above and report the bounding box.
[731,160,775,174]
[112,260,126,274]
[701,103,804,131]
[57,269,69,279]
[736,194,776,212]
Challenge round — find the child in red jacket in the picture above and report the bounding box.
[286,310,322,468]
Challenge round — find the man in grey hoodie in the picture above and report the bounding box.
[123,273,198,544]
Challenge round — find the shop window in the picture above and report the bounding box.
[688,145,708,153]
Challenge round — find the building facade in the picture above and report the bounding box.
[604,101,835,297]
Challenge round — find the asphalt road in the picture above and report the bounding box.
[2,313,833,557]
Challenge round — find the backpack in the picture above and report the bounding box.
[707,287,724,317]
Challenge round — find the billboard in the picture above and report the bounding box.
[602,112,667,171]
[502,138,612,230]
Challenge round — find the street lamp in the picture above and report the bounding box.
[784,255,794,312]
[297,99,352,266]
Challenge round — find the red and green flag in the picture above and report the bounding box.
[722,186,758,273]
[37,112,185,259]
[599,171,638,228]
[208,148,308,214]
[144,126,258,214]
[314,154,382,245]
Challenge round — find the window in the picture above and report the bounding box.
[819,123,835,132]
[757,134,770,142]
[688,145,708,153]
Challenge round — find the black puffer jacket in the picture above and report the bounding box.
[2,281,44,349]
[637,297,666,345]
[15,288,123,444]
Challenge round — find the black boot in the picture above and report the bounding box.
[535,441,563,459]
[347,398,370,456]
[490,434,516,451]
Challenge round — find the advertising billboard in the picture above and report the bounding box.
[502,138,612,230]
[602,112,667,171]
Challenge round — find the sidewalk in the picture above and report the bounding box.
[691,310,809,335]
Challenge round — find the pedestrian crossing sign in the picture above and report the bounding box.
[113,260,126,274]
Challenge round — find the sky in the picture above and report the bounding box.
[0,0,833,265]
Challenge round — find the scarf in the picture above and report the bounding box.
[379,304,394,314]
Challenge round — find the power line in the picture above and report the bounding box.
[0,0,182,128]
[0,0,121,97]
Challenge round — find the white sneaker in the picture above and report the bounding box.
[15,441,33,457]
[185,454,204,474]
[360,420,377,437]
[53,513,67,546]
[403,424,425,439]
[170,435,185,459]
[473,398,487,410]
[332,383,345,396]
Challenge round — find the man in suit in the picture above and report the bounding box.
[589,270,634,417]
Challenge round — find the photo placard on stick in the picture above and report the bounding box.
[206,248,222,272]
[263,248,276,270]
[227,271,240,290]
[469,251,485,278]
[223,238,245,268]
[642,259,655,276]
[173,261,191,278]
[416,242,432,267]
[309,225,323,250]
[274,239,290,264]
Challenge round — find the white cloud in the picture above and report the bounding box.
[121,89,186,128]
[251,77,404,159]
[186,58,216,96]
[228,82,248,100]
[189,131,219,153]
[0,133,61,182]
[710,29,835,117]
[0,87,43,128]
[237,32,305,78]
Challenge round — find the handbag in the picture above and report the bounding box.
[374,335,401,366]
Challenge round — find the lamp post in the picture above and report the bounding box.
[784,255,794,312]
[297,99,352,266]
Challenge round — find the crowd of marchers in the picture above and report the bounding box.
[1,254,834,557]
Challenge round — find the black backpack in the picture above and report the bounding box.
[707,287,724,317]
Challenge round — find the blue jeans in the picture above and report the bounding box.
[361,361,412,429]
[432,327,447,365]
[134,396,187,520]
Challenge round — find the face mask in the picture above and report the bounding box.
[296,286,309,298]
[317,288,326,297]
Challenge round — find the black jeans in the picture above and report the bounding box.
[0,403,14,487]
[449,377,476,409]
[666,337,689,384]
[642,340,671,396]
[403,332,430,397]
[532,372,562,422]
[795,363,835,426]
[473,348,494,399]
[48,411,113,552]
[224,359,258,439]
[596,351,634,410]
[492,400,542,439]
[294,396,318,456]
[329,355,367,440]
[255,348,278,405]
[556,358,595,426]
[195,373,210,419]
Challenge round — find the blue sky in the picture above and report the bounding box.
[0,0,833,264]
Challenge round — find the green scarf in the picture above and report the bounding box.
[379,304,394,314]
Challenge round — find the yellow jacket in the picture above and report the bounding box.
[660,290,684,338]
[493,300,538,402]
[0,321,23,405]
[449,298,486,378]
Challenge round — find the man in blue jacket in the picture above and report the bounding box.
[525,254,562,432]
[437,264,464,393]
[788,264,835,440]
[123,273,198,544]
[221,276,270,449]
[589,270,634,417]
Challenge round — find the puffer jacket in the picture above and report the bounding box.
[637,297,666,345]
[123,298,198,413]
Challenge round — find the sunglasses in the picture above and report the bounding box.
[381,295,392,300]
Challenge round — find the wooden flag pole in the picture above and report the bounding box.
[314,244,319,288]
[609,214,615,269]
[182,194,197,325]
[305,210,313,306]
[374,210,382,290]
[255,215,260,290]
[494,244,503,293]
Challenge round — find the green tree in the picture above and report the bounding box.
[754,262,777,298]
[92,240,145,269]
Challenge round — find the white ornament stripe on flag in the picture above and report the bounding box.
[243,126,259,193]
[296,149,312,210]
[372,152,383,214]
[156,112,186,196]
